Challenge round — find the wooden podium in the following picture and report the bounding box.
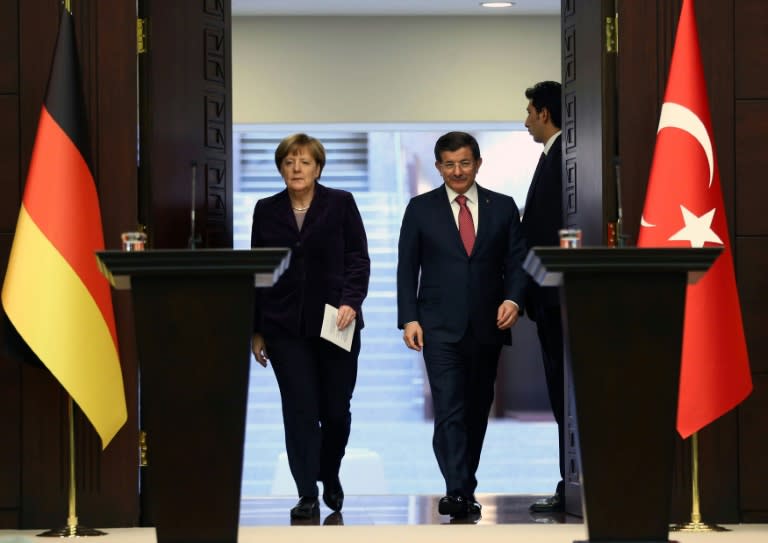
[523,247,720,543]
[97,249,290,543]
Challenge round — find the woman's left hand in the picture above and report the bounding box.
[336,304,357,330]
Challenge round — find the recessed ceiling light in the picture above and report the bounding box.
[480,2,515,7]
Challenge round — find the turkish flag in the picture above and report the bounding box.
[638,0,752,438]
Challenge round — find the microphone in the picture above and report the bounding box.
[188,161,202,249]
[613,157,628,247]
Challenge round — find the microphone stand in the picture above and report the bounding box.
[188,161,202,249]
[613,157,627,247]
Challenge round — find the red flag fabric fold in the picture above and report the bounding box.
[1,7,127,448]
[637,0,752,438]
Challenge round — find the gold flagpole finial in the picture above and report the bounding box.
[64,0,71,14]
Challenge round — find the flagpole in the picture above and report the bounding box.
[38,397,107,538]
[670,432,729,533]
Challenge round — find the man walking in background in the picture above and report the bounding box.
[521,81,566,513]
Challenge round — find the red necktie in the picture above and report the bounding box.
[456,194,475,255]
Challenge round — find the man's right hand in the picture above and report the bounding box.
[251,333,269,367]
[403,321,424,352]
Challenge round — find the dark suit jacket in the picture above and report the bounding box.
[397,183,528,345]
[251,183,370,338]
[521,134,563,312]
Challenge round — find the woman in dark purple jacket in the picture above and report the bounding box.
[250,133,370,521]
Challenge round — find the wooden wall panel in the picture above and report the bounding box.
[138,0,233,249]
[734,0,768,520]
[81,0,140,526]
[0,0,23,528]
[560,0,614,246]
[615,1,664,244]
[0,236,20,521]
[559,0,617,518]
[0,97,20,231]
[699,0,736,241]
[0,0,20,229]
[0,0,18,93]
[735,0,768,99]
[19,1,58,187]
[740,374,768,522]
[735,102,768,236]
[737,238,768,372]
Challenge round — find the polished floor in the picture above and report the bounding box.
[240,493,579,526]
[2,499,766,543]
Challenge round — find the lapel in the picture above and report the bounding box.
[272,183,327,239]
[524,152,546,212]
[439,183,489,258]
[297,182,327,238]
[474,184,492,256]
[271,190,301,236]
[434,186,467,256]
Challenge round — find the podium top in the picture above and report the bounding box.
[96,248,291,290]
[523,247,722,287]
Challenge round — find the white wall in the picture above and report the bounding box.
[232,16,561,124]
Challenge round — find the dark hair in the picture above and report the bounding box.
[433,131,481,162]
[274,133,326,175]
[525,81,562,129]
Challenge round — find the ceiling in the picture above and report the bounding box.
[231,0,561,16]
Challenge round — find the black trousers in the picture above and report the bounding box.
[422,331,502,497]
[533,304,565,483]
[267,331,360,497]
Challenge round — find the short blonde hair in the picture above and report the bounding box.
[274,133,326,177]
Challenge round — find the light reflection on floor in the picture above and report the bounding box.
[240,494,579,526]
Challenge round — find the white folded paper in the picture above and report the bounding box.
[320,304,355,352]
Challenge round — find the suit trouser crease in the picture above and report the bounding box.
[534,305,565,481]
[268,333,360,497]
[423,332,501,496]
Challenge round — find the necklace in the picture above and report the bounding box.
[292,205,310,212]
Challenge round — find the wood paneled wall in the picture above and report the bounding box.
[733,0,768,523]
[617,0,768,522]
[0,0,139,528]
[0,0,21,528]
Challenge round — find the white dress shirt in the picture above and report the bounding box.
[445,182,479,234]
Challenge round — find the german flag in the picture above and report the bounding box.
[1,6,126,448]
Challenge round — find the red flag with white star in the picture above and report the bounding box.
[638,0,751,438]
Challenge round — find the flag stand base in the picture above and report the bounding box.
[669,433,730,534]
[670,521,729,533]
[37,398,109,538]
[38,525,107,537]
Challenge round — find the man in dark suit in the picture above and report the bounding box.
[521,81,566,513]
[397,131,528,518]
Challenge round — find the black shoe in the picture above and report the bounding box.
[438,494,469,518]
[529,493,564,513]
[323,512,344,525]
[290,496,320,519]
[322,479,344,512]
[467,495,482,516]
